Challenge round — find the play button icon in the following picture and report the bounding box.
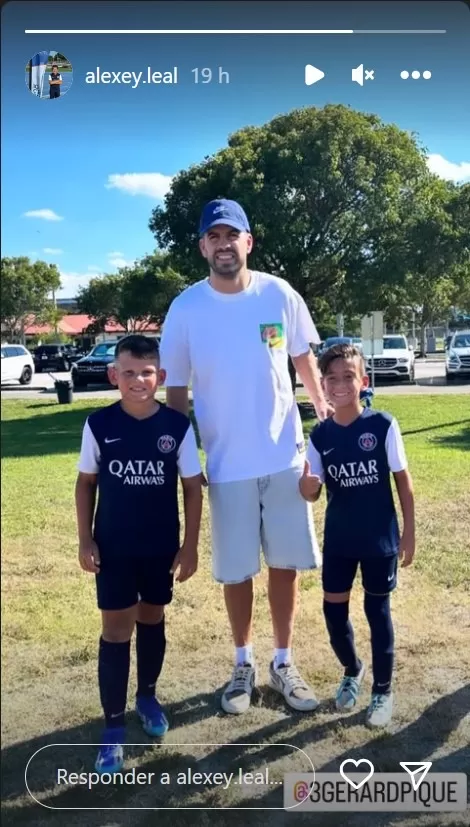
[305,64,325,85]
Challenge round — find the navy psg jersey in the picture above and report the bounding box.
[307,409,408,557]
[78,402,201,556]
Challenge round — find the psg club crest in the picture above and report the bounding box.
[359,432,377,451]
[158,435,176,453]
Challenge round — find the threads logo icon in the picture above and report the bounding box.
[293,780,311,801]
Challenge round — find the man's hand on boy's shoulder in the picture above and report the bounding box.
[79,539,101,573]
[171,543,198,583]
[299,460,323,502]
[399,531,415,567]
[315,401,335,422]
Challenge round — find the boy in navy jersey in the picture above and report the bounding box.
[75,335,202,772]
[300,344,415,727]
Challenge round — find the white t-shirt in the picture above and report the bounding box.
[160,271,320,483]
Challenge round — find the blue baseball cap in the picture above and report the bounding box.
[199,199,251,236]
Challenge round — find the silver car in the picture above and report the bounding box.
[446,331,470,381]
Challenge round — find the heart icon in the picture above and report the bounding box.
[339,759,375,790]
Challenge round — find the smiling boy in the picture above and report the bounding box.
[75,334,202,772]
[299,343,415,727]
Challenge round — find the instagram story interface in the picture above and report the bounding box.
[1,1,469,823]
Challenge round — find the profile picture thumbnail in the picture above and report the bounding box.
[25,51,73,99]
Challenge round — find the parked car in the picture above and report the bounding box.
[1,344,35,385]
[33,343,81,373]
[446,331,470,381]
[71,340,118,388]
[320,336,354,353]
[71,336,161,389]
[365,334,415,383]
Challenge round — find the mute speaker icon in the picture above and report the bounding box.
[352,64,365,86]
[352,64,375,86]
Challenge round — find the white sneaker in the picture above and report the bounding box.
[336,663,366,711]
[366,692,393,728]
[221,663,256,715]
[269,662,320,712]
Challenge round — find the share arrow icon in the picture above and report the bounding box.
[399,762,432,790]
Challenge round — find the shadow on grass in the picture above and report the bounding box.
[1,404,101,459]
[234,682,470,824]
[402,419,470,437]
[430,424,470,452]
[2,684,469,827]
[1,402,204,459]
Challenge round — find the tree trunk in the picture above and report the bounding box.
[420,323,426,358]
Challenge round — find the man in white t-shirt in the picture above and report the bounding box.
[160,198,332,715]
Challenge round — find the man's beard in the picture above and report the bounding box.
[209,251,243,279]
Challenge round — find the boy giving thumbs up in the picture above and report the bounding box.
[299,459,323,502]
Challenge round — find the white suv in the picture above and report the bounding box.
[446,331,470,381]
[1,344,35,385]
[366,334,415,383]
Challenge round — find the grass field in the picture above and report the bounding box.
[1,396,469,827]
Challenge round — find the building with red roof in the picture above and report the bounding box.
[23,315,160,343]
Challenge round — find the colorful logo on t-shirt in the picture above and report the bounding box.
[260,323,285,349]
[158,435,176,453]
[359,432,378,451]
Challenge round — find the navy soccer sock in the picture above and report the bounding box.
[98,637,131,729]
[363,592,394,695]
[136,618,166,699]
[323,600,362,678]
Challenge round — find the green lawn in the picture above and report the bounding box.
[1,396,469,827]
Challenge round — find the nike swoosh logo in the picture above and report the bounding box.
[105,438,121,444]
[323,448,335,455]
[387,575,394,581]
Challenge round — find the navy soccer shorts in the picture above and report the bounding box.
[322,553,398,595]
[95,550,178,611]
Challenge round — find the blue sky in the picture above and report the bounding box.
[1,1,469,297]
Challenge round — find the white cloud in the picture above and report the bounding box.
[105,172,172,199]
[28,251,39,257]
[57,257,135,295]
[107,251,134,269]
[57,252,141,296]
[23,209,64,221]
[427,154,470,183]
[57,270,100,297]
[43,247,63,254]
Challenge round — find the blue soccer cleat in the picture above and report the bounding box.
[136,695,169,737]
[95,727,125,773]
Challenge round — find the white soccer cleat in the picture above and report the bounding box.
[366,692,394,728]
